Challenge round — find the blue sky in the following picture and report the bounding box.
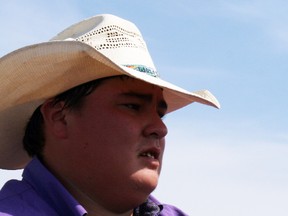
[1,1,288,215]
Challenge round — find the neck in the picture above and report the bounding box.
[63,178,134,215]
[43,158,134,215]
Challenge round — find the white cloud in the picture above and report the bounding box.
[268,24,288,51]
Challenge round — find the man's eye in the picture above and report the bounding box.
[124,104,140,110]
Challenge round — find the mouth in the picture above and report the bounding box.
[139,148,160,160]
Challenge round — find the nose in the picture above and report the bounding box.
[143,114,168,139]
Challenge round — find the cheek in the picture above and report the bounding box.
[75,114,135,162]
[68,106,143,171]
[86,111,141,146]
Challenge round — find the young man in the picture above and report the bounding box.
[0,14,220,215]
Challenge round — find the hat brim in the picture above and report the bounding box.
[0,40,220,169]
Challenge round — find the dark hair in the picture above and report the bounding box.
[23,76,118,157]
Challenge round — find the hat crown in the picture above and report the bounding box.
[51,14,159,77]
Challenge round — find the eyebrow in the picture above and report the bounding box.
[120,92,168,111]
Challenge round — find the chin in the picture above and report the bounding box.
[131,169,160,195]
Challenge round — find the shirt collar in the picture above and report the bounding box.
[23,157,87,216]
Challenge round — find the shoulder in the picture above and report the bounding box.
[0,179,55,215]
[0,179,30,202]
[148,195,189,216]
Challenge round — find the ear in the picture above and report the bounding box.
[41,99,68,139]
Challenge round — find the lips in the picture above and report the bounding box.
[139,147,160,160]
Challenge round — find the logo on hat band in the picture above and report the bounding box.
[124,64,159,78]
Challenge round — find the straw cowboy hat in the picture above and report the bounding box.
[0,14,220,169]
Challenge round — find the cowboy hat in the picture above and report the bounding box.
[0,14,220,169]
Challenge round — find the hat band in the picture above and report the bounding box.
[123,64,159,78]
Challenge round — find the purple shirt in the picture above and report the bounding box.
[0,158,188,215]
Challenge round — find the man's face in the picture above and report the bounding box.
[47,77,168,211]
